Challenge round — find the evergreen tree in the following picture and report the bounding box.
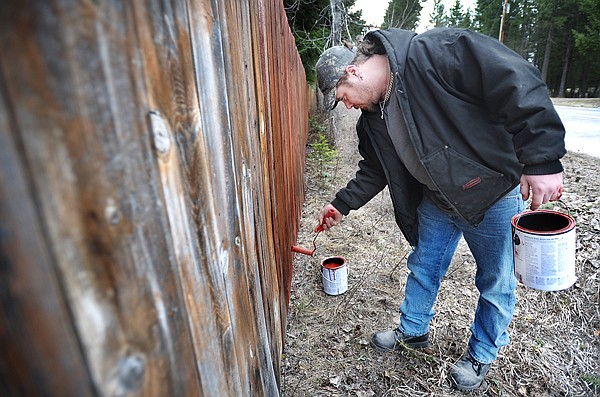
[474,0,502,37]
[382,0,423,31]
[284,0,330,82]
[448,0,464,27]
[429,0,447,28]
[513,0,539,58]
[283,0,365,82]
[284,0,599,96]
[573,0,600,97]
[459,7,473,28]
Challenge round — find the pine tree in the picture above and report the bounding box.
[460,7,473,29]
[448,0,464,27]
[382,0,423,31]
[283,0,365,82]
[474,0,502,37]
[429,0,447,28]
[572,0,600,97]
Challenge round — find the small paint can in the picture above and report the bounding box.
[512,210,576,291]
[321,256,348,295]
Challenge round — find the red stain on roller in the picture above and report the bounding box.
[291,209,336,256]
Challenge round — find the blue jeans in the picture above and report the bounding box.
[399,186,525,364]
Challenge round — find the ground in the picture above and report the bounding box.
[281,101,600,397]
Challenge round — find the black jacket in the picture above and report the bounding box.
[331,28,566,246]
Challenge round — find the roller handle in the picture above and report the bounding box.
[314,209,336,233]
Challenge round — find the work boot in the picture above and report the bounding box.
[449,351,491,391]
[370,328,429,352]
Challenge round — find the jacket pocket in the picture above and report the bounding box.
[422,146,512,222]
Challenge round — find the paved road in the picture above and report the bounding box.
[555,106,600,158]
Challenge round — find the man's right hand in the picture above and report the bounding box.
[520,172,563,210]
[317,204,342,231]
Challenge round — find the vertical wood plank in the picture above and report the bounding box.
[215,0,283,393]
[0,1,203,395]
[0,77,94,397]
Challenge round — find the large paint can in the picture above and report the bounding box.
[321,256,348,295]
[512,210,576,291]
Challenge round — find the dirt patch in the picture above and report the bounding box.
[282,107,600,396]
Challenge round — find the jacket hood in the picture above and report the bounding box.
[365,29,417,76]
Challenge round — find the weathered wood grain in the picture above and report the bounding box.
[0,0,308,395]
[0,81,94,397]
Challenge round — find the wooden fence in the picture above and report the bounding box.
[0,0,308,395]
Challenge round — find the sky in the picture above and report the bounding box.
[352,0,478,33]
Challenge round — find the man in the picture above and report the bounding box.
[314,28,565,391]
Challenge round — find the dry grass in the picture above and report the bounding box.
[281,108,600,396]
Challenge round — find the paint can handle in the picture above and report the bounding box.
[524,199,572,216]
[554,199,572,216]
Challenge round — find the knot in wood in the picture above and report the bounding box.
[149,110,171,155]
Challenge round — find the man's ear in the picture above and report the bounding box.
[346,64,362,79]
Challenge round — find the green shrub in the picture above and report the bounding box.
[307,113,338,178]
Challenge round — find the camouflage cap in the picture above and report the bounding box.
[316,46,356,111]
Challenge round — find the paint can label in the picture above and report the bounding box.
[512,210,577,291]
[321,256,348,295]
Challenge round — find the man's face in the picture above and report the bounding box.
[335,66,380,112]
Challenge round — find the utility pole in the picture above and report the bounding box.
[499,0,509,43]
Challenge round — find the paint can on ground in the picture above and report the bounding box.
[512,210,576,291]
[321,256,348,295]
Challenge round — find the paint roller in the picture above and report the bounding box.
[291,209,335,256]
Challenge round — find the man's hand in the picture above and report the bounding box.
[520,173,564,210]
[317,204,343,231]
